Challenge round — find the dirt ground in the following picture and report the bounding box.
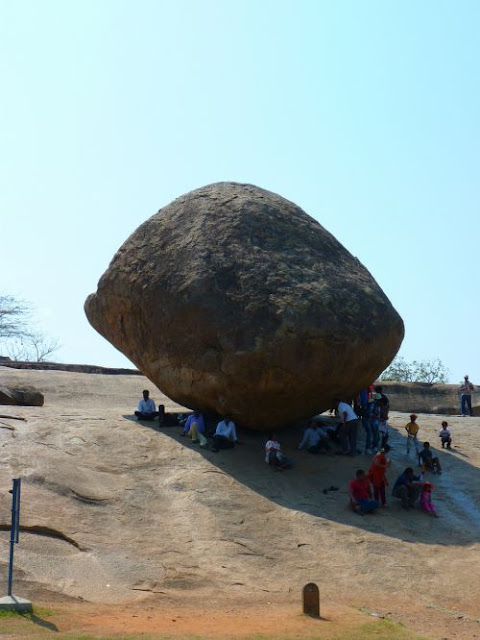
[1,367,480,639]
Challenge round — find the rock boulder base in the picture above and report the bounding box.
[85,182,404,429]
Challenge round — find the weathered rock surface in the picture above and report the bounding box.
[0,385,44,406]
[85,182,404,429]
[382,381,479,416]
[1,360,141,375]
[1,368,480,614]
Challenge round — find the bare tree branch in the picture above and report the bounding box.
[0,295,32,339]
[0,295,61,362]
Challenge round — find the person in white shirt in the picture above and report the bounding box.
[135,389,159,420]
[298,420,330,453]
[265,433,292,469]
[211,415,237,452]
[336,399,359,456]
[439,421,452,449]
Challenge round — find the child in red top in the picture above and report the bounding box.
[368,445,390,506]
[349,470,380,514]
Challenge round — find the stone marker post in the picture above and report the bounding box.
[303,582,320,618]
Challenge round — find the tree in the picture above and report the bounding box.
[0,295,31,340]
[0,294,61,362]
[380,356,449,384]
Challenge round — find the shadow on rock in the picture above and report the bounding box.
[133,414,480,548]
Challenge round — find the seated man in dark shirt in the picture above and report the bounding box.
[419,442,442,474]
[392,467,422,509]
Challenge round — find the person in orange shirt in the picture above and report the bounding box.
[368,445,390,506]
[405,413,420,457]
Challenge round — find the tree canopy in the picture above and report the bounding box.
[379,356,449,384]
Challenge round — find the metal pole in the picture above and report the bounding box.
[7,479,20,597]
[15,479,21,543]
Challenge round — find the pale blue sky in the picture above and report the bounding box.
[1,0,479,383]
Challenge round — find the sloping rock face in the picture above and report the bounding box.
[85,182,404,429]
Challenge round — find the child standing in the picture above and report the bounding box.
[367,445,391,506]
[405,413,420,456]
[419,482,439,517]
[439,421,452,449]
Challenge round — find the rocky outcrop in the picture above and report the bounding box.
[0,386,44,406]
[85,182,404,429]
[0,361,141,375]
[381,381,478,416]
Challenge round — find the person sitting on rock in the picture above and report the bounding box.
[182,410,208,447]
[135,390,159,420]
[392,467,422,509]
[298,420,330,453]
[439,421,452,449]
[265,433,292,469]
[419,442,442,474]
[349,469,380,514]
[211,415,237,452]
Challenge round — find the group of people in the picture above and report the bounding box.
[135,389,238,452]
[135,387,452,516]
[349,451,439,517]
[182,410,238,453]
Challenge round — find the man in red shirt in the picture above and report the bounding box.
[349,469,380,514]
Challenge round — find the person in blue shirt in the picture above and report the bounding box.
[182,410,207,447]
[419,442,442,474]
[392,467,422,509]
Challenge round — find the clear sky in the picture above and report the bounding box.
[1,0,479,383]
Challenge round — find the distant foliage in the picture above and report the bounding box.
[380,356,449,384]
[0,294,61,362]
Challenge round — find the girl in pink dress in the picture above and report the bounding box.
[420,482,439,517]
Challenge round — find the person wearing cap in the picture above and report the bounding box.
[460,375,474,416]
[405,414,420,457]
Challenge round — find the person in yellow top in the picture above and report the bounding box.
[405,413,420,457]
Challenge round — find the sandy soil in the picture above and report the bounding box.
[1,366,480,639]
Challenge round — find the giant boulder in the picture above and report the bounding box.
[85,182,404,429]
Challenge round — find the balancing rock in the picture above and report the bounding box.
[85,182,404,429]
